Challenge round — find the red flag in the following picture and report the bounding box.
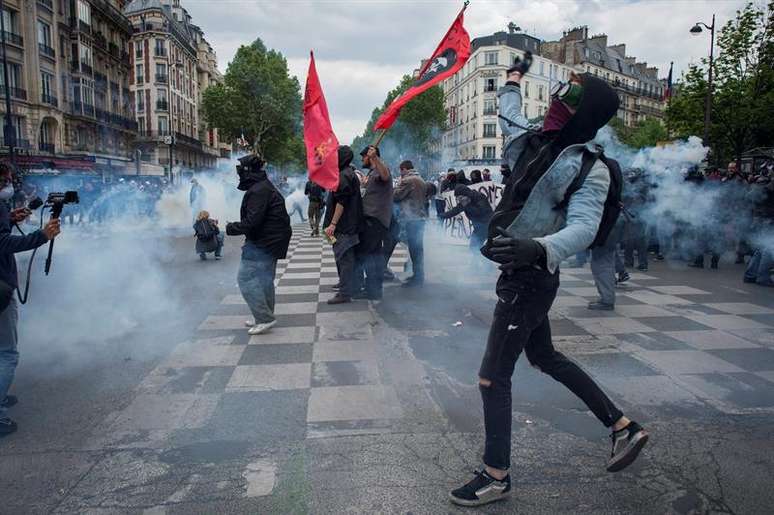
[374,5,470,130]
[303,52,339,190]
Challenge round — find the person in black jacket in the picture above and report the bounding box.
[438,184,493,252]
[323,146,363,304]
[0,164,60,437]
[226,154,292,336]
[304,180,325,237]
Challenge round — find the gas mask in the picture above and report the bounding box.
[550,81,584,109]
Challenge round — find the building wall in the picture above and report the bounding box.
[0,0,136,174]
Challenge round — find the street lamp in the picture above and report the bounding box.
[690,14,715,147]
[166,58,182,184]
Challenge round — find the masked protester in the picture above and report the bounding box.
[226,154,292,336]
[450,54,648,507]
[323,146,364,304]
[354,145,393,301]
[304,180,325,237]
[0,164,60,437]
[438,184,493,252]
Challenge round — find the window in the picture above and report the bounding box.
[539,62,544,76]
[157,88,167,102]
[483,146,496,159]
[483,123,496,138]
[0,62,22,90]
[37,20,52,48]
[138,117,146,134]
[154,38,166,57]
[82,80,94,106]
[77,0,91,25]
[135,42,143,58]
[485,78,496,92]
[524,103,529,117]
[155,63,167,82]
[483,98,496,115]
[79,45,92,66]
[485,52,498,65]
[135,64,143,84]
[0,115,23,142]
[156,88,168,110]
[523,81,530,98]
[1,8,18,35]
[136,93,144,112]
[41,71,54,100]
[158,116,169,134]
[538,85,544,101]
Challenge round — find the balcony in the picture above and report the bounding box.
[42,93,58,107]
[483,108,497,116]
[156,100,168,111]
[38,0,53,9]
[155,74,168,84]
[2,31,23,47]
[0,86,27,100]
[95,108,111,123]
[80,61,93,75]
[78,20,91,34]
[39,142,55,154]
[83,104,95,116]
[38,43,55,59]
[1,138,30,150]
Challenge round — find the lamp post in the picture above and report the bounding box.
[0,0,17,168]
[690,14,716,147]
[166,57,182,185]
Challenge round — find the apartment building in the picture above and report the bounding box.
[125,0,226,174]
[0,0,137,175]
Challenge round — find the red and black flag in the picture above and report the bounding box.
[303,52,340,190]
[374,3,471,131]
[663,61,674,101]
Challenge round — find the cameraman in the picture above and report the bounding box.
[0,163,60,437]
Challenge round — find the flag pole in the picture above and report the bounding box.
[371,0,470,148]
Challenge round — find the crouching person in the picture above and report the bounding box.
[194,210,224,260]
[450,55,648,507]
[226,154,292,336]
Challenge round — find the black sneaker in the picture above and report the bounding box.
[655,254,665,261]
[450,469,511,507]
[617,271,630,284]
[0,395,17,409]
[0,417,17,437]
[607,421,649,472]
[588,302,614,311]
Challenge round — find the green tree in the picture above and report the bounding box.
[665,2,774,166]
[610,117,668,149]
[351,75,446,169]
[201,39,303,165]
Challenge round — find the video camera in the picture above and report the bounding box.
[45,191,79,219]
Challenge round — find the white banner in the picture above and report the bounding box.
[437,181,504,241]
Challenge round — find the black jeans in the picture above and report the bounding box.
[335,246,357,298]
[479,269,623,470]
[356,217,387,297]
[403,219,426,281]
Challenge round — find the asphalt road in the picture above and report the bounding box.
[1,223,773,514]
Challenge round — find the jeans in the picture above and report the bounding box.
[237,243,278,325]
[308,201,322,233]
[575,250,589,266]
[335,245,357,297]
[592,221,624,305]
[0,298,19,420]
[479,270,623,470]
[356,217,387,297]
[745,249,774,285]
[624,220,648,268]
[403,219,426,281]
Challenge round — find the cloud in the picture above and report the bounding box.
[182,0,746,143]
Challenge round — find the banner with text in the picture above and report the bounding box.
[437,181,504,242]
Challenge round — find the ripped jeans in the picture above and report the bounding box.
[478,269,623,470]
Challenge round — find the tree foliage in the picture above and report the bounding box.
[665,1,774,166]
[351,75,446,169]
[610,117,669,149]
[201,39,303,165]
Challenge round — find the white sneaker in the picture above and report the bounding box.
[245,319,256,327]
[248,320,276,335]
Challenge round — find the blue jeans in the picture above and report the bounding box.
[745,249,774,285]
[403,219,426,281]
[0,299,19,420]
[238,243,277,324]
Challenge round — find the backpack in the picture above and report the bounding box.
[560,150,623,248]
[195,219,216,241]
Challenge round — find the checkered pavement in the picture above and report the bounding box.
[92,226,413,453]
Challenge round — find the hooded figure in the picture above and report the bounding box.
[450,69,648,508]
[438,184,493,250]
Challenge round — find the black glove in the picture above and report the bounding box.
[486,226,545,272]
[507,51,533,77]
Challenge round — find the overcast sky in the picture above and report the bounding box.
[182,0,746,143]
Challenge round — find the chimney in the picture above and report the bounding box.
[563,26,588,43]
[610,44,626,56]
[590,34,608,48]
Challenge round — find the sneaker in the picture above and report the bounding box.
[245,319,256,327]
[607,421,649,472]
[450,469,511,507]
[248,320,276,335]
[327,294,351,305]
[655,254,665,261]
[588,302,614,311]
[332,283,341,290]
[215,255,222,260]
[199,253,207,261]
[383,269,396,281]
[401,276,424,288]
[617,271,630,284]
[0,395,17,409]
[0,417,17,437]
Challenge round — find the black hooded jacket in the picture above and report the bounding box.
[226,168,292,259]
[490,73,619,238]
[439,184,493,225]
[323,146,363,235]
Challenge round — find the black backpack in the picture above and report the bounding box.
[195,219,216,241]
[560,150,623,248]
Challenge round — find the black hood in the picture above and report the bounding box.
[338,145,353,170]
[237,168,267,191]
[453,184,475,198]
[553,74,619,150]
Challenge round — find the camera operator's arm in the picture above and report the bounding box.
[0,219,58,254]
[226,189,268,236]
